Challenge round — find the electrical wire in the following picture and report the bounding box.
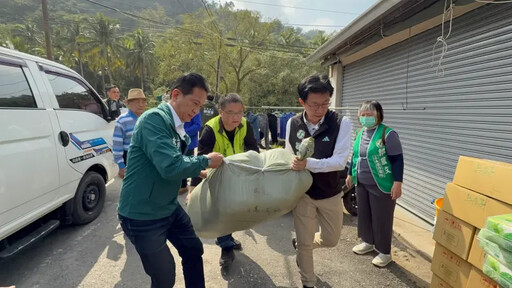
[431,0,454,76]
[475,0,512,3]
[230,0,360,15]
[200,0,222,35]
[81,0,213,36]
[39,1,321,55]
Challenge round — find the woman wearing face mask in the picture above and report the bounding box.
[345,100,404,267]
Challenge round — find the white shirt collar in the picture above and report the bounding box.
[167,103,186,137]
[302,111,325,136]
[303,111,324,126]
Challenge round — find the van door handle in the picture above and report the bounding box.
[59,131,70,147]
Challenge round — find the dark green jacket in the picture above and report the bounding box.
[118,103,209,220]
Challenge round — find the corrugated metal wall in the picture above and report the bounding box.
[341,4,512,223]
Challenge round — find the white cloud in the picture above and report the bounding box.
[278,0,298,18]
[230,0,378,32]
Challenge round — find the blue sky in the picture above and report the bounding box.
[228,0,379,33]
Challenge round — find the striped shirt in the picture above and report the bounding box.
[113,109,138,169]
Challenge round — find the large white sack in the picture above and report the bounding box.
[186,148,313,238]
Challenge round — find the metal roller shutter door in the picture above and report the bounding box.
[341,4,512,223]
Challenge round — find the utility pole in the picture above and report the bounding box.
[41,0,53,60]
[215,39,221,99]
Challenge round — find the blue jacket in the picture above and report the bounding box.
[185,113,202,150]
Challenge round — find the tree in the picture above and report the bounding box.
[11,22,43,54]
[54,17,87,76]
[125,29,156,90]
[311,30,330,48]
[219,9,278,94]
[83,13,122,90]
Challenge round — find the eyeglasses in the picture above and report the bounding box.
[222,110,243,116]
[305,102,331,110]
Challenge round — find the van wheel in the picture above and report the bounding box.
[343,186,358,216]
[72,171,106,225]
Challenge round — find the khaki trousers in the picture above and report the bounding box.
[293,193,344,287]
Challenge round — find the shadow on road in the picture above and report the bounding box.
[251,213,295,256]
[0,184,123,288]
[387,261,430,288]
[113,233,149,288]
[222,252,277,287]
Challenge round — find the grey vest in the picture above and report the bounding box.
[289,110,343,200]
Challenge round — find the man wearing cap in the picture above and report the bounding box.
[112,88,146,179]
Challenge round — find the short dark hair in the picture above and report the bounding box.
[297,74,334,101]
[358,100,384,123]
[171,73,209,95]
[106,84,118,92]
[219,93,243,110]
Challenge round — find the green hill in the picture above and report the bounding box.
[1,0,203,29]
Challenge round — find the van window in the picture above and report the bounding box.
[0,64,37,108]
[46,73,103,117]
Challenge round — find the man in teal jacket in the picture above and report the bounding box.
[118,73,223,288]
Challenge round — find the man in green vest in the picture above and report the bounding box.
[189,93,259,268]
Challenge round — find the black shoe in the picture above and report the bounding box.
[219,248,235,267]
[215,239,243,250]
[232,239,242,250]
[292,237,297,250]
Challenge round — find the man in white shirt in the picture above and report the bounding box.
[285,74,352,288]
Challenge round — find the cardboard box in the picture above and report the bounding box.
[466,266,499,288]
[443,183,512,229]
[453,156,512,205]
[468,230,485,271]
[431,273,453,288]
[433,210,476,260]
[431,244,472,288]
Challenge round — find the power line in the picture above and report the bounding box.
[176,0,189,13]
[70,1,319,52]
[230,0,360,15]
[50,17,317,52]
[284,23,345,28]
[80,0,212,36]
[200,0,222,35]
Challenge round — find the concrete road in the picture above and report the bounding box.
[0,179,430,288]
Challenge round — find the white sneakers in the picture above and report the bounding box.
[352,242,374,255]
[372,253,393,267]
[352,242,393,267]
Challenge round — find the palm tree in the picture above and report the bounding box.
[54,18,86,76]
[83,13,122,90]
[11,22,43,54]
[311,31,330,48]
[125,29,156,90]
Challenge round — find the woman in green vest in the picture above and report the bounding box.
[345,100,404,267]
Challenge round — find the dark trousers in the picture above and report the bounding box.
[356,182,396,254]
[181,149,195,188]
[119,206,205,288]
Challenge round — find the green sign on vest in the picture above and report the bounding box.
[351,124,394,193]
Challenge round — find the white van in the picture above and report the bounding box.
[0,47,118,257]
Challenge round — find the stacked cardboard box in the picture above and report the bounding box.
[431,156,512,288]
